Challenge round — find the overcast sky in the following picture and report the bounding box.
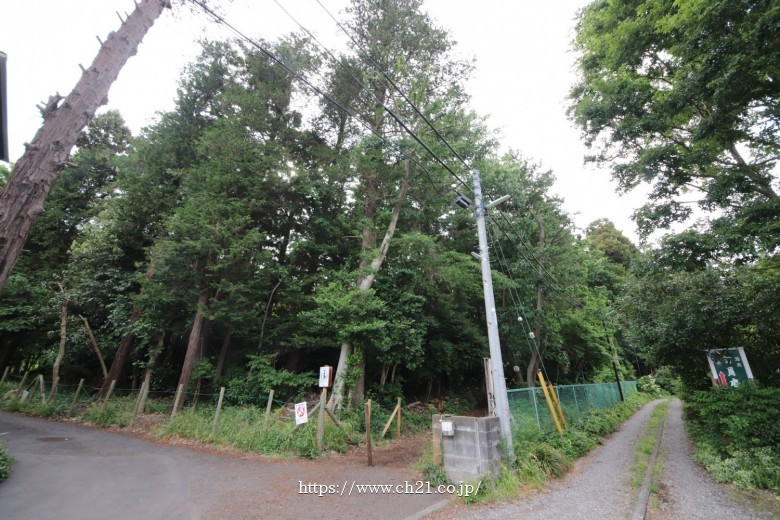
[1,0,649,242]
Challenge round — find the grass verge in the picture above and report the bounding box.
[630,400,668,490]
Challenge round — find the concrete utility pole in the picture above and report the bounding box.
[472,170,513,453]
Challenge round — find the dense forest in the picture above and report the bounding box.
[0,0,778,411]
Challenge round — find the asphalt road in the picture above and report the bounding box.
[0,412,447,520]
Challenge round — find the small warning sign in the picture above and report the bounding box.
[294,401,308,425]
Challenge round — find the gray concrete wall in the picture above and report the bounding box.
[432,414,501,483]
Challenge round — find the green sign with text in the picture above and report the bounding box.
[706,348,754,387]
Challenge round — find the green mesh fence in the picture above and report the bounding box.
[507,380,638,432]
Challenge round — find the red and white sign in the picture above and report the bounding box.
[294,402,308,425]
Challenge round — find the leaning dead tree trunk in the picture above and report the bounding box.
[328,168,411,411]
[0,0,169,293]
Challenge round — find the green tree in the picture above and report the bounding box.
[569,0,780,250]
[585,219,638,272]
[322,0,481,408]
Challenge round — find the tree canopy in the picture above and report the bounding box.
[569,0,780,255]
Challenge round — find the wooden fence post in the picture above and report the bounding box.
[129,379,148,427]
[263,390,274,428]
[38,375,46,404]
[0,366,9,386]
[380,402,400,439]
[365,399,373,467]
[16,371,29,394]
[102,379,116,410]
[212,386,225,434]
[48,376,59,404]
[396,397,402,439]
[317,388,327,453]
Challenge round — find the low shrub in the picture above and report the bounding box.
[686,384,780,494]
[0,441,13,481]
[637,375,662,396]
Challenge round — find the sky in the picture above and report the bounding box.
[1,0,649,242]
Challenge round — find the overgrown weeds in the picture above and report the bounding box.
[0,440,13,482]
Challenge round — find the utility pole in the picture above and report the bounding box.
[472,170,513,453]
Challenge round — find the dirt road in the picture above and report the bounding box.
[648,399,774,520]
[0,412,447,520]
[443,399,773,519]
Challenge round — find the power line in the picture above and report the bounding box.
[268,0,453,196]
[485,214,553,384]
[489,208,585,310]
[312,0,473,190]
[187,0,454,196]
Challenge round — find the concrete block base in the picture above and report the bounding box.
[432,414,502,483]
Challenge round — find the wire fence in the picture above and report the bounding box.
[508,380,638,432]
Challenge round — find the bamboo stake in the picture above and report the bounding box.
[212,386,225,434]
[263,389,274,428]
[69,378,85,414]
[102,379,116,409]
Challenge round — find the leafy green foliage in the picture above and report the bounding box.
[226,355,314,404]
[570,0,780,250]
[686,385,780,493]
[0,440,13,482]
[620,252,780,389]
[637,375,663,396]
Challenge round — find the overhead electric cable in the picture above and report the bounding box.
[489,209,585,309]
[188,0,451,196]
[312,0,473,189]
[269,0,452,196]
[486,215,553,383]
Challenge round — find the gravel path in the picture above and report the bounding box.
[450,399,666,519]
[648,398,774,520]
